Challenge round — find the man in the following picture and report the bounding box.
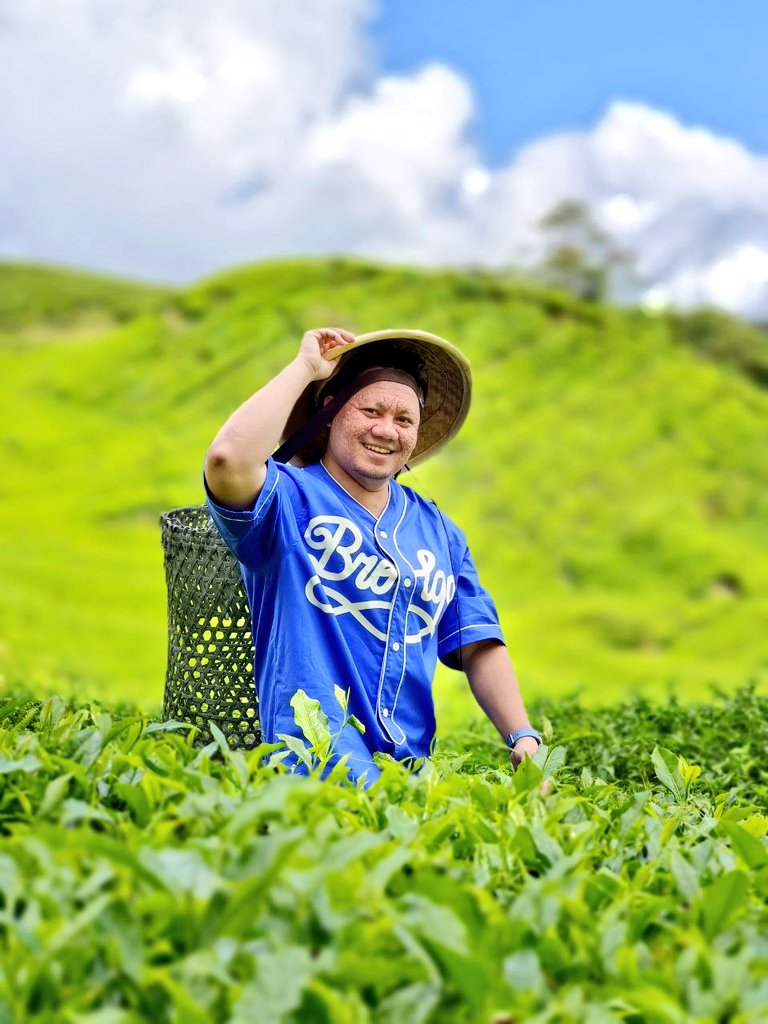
[204,327,541,784]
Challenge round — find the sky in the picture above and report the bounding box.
[2,0,768,319]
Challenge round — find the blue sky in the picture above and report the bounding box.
[1,0,768,317]
[373,1,768,161]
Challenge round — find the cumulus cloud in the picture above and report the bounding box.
[1,2,768,318]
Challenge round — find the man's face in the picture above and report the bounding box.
[324,380,421,491]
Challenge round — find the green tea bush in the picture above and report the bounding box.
[668,308,768,389]
[1,687,766,1022]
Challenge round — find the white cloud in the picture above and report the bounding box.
[2,4,768,319]
[461,166,491,199]
[305,64,474,221]
[648,244,768,317]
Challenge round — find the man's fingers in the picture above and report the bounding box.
[510,747,532,768]
[313,328,356,355]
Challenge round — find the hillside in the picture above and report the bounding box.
[1,258,767,723]
[0,260,172,336]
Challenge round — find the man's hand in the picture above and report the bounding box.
[510,738,552,796]
[297,328,356,381]
[509,735,540,770]
[205,326,356,510]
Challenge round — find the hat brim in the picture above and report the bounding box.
[280,329,472,468]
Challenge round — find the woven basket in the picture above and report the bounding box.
[160,505,260,749]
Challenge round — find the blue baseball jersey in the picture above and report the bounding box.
[205,457,504,783]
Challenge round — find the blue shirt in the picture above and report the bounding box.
[205,458,504,782]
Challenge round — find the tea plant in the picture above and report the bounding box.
[1,686,767,1022]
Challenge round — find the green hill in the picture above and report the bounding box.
[2,258,767,725]
[0,260,172,332]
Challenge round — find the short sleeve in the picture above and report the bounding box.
[437,541,505,670]
[203,457,299,571]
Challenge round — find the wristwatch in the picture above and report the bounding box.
[506,727,542,749]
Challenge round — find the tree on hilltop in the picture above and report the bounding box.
[537,199,637,303]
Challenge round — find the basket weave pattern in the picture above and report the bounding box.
[160,506,260,748]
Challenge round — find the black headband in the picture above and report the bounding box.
[321,366,425,408]
[274,367,424,465]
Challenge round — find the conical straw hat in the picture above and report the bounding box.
[280,328,472,468]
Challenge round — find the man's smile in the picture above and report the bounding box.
[362,443,395,455]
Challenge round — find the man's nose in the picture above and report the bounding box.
[370,416,398,440]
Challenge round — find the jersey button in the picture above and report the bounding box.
[379,530,388,538]
[392,642,400,652]
[381,707,389,717]
[404,579,412,587]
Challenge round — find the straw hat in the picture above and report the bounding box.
[278,329,472,468]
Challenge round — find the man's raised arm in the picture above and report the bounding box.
[204,328,355,510]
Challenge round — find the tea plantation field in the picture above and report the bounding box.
[1,686,767,1023]
[5,258,768,710]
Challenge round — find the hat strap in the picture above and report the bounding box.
[273,367,422,464]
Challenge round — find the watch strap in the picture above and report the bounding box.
[506,727,542,748]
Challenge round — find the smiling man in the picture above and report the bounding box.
[203,327,540,784]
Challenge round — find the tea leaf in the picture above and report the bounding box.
[718,821,768,869]
[651,746,685,802]
[701,870,749,938]
[290,689,332,753]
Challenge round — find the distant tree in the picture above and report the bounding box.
[669,307,768,388]
[537,199,636,302]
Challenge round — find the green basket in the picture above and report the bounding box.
[160,505,260,749]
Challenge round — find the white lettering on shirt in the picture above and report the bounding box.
[303,515,455,641]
